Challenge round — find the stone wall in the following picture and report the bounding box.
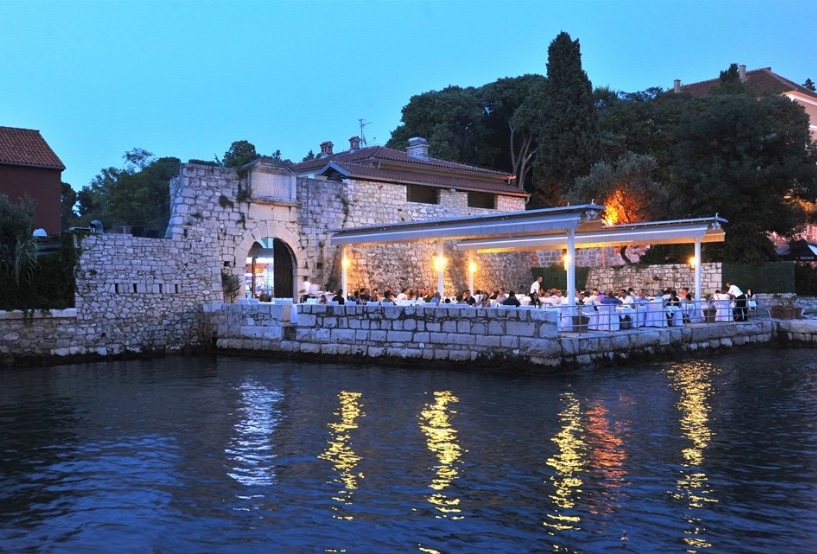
[206,303,780,370]
[586,263,722,296]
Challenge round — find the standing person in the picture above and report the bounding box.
[530,276,543,296]
[726,281,748,321]
[299,276,311,303]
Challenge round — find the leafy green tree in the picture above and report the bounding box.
[388,86,486,163]
[61,182,77,229]
[77,150,179,232]
[667,93,817,263]
[222,140,260,169]
[532,31,601,207]
[803,78,816,92]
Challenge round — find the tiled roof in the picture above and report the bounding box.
[680,67,817,101]
[0,126,65,170]
[292,145,525,196]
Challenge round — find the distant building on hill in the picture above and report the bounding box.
[674,64,817,140]
[0,126,65,235]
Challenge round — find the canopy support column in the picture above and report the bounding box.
[566,228,576,305]
[437,239,445,296]
[341,244,348,299]
[694,238,702,303]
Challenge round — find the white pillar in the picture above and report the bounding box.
[437,239,445,296]
[694,238,702,302]
[566,229,576,305]
[468,253,475,295]
[341,244,348,299]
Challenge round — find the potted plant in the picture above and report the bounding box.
[770,294,801,319]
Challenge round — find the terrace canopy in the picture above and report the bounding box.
[329,205,726,303]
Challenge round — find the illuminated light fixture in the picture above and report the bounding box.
[562,252,571,270]
[468,260,477,274]
[433,255,448,272]
[688,256,697,268]
[342,257,351,269]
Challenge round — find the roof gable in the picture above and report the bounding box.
[292,144,525,197]
[680,67,817,101]
[0,126,65,170]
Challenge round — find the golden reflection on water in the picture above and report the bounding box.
[584,401,628,515]
[318,391,365,520]
[668,361,719,552]
[419,390,463,519]
[545,391,587,533]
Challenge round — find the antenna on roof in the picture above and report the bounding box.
[359,118,370,146]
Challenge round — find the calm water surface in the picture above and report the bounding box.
[1,349,816,553]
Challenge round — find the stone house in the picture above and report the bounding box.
[0,126,65,235]
[166,137,534,301]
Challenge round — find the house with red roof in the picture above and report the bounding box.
[0,126,65,235]
[674,64,817,140]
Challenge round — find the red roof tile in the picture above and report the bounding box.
[680,67,817,101]
[0,126,65,170]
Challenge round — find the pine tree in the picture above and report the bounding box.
[531,32,601,208]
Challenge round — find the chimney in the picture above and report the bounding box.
[349,136,361,151]
[739,64,747,82]
[673,79,681,93]
[406,137,429,160]
[319,141,334,158]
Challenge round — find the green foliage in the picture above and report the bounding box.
[0,221,77,312]
[222,140,260,169]
[722,261,794,294]
[794,262,817,295]
[803,78,816,92]
[77,150,180,232]
[221,269,241,302]
[533,31,601,207]
[61,182,77,230]
[530,266,591,290]
[0,194,38,288]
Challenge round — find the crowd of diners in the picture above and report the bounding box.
[309,276,754,323]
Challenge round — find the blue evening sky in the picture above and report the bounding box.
[2,0,814,191]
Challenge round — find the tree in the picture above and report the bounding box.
[803,78,816,92]
[61,182,77,230]
[388,86,486,163]
[667,93,817,263]
[222,140,260,169]
[532,32,601,207]
[77,149,180,232]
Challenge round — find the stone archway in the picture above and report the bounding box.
[236,222,303,301]
[246,237,296,299]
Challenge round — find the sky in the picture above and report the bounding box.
[2,0,815,191]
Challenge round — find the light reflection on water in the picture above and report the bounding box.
[0,349,816,553]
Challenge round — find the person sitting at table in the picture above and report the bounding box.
[635,289,649,304]
[381,290,396,305]
[429,291,442,306]
[600,290,622,305]
[331,289,346,305]
[503,290,521,307]
[496,288,509,304]
[619,289,635,307]
[319,294,328,305]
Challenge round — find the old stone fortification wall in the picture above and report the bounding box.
[206,303,779,369]
[587,263,722,296]
[167,163,532,300]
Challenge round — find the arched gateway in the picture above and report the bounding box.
[245,237,296,300]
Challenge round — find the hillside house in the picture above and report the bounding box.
[0,126,65,235]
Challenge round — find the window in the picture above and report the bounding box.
[407,185,438,205]
[467,191,495,209]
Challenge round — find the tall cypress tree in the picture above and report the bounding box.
[532,32,601,208]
